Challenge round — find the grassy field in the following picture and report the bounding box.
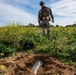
[0,23,76,66]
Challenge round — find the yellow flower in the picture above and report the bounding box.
[0,65,5,70]
[0,53,4,56]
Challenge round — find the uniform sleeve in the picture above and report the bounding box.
[38,10,40,23]
[48,7,54,20]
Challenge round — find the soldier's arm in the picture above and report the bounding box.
[48,7,54,22]
[38,10,40,24]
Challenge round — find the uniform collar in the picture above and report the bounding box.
[41,6,46,9]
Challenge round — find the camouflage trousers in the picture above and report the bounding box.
[40,20,50,40]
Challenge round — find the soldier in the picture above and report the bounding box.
[38,1,54,40]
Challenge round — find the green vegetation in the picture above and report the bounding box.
[0,23,76,65]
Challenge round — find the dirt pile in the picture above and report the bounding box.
[0,52,76,75]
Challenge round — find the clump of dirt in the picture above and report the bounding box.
[0,52,76,75]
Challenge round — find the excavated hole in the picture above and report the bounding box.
[0,53,76,75]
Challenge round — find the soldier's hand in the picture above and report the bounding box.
[38,21,40,24]
[39,22,41,26]
[39,21,42,27]
[52,19,54,23]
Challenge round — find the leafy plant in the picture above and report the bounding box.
[0,23,76,65]
[0,44,17,57]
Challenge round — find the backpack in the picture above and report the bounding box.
[41,7,50,17]
[39,7,50,21]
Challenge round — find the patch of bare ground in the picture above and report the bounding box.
[0,52,76,75]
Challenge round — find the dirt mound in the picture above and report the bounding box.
[0,52,76,75]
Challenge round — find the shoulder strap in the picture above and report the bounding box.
[46,7,50,15]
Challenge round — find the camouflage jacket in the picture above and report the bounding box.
[38,6,54,23]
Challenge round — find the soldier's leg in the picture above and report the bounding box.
[46,21,50,40]
[47,27,50,40]
[42,27,45,36]
[42,21,46,36]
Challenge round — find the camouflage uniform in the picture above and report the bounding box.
[38,6,54,40]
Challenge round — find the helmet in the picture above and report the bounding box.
[39,1,45,5]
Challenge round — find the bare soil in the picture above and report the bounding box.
[0,52,76,75]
